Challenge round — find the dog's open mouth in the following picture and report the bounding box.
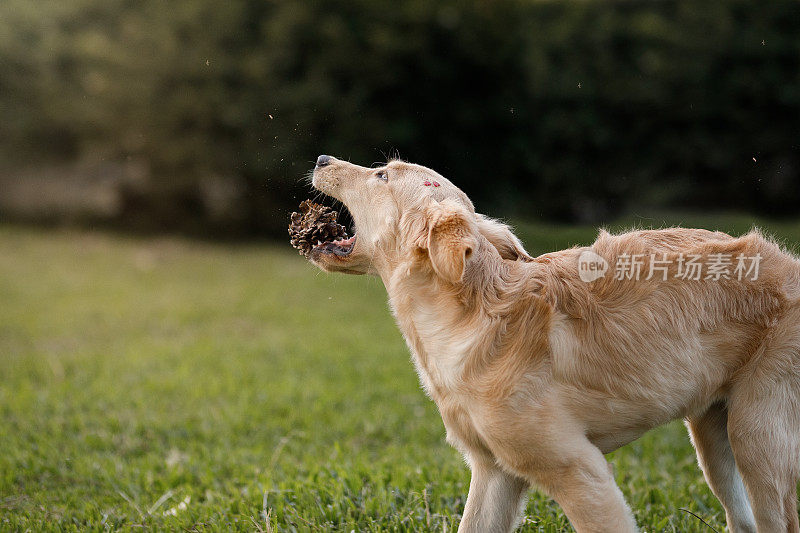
[288,200,356,258]
[312,234,356,257]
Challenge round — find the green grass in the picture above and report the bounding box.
[2,216,800,532]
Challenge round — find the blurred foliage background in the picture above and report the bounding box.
[1,0,798,238]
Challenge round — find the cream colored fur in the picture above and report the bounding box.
[310,157,800,533]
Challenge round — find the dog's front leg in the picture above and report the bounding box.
[458,455,529,533]
[522,437,638,533]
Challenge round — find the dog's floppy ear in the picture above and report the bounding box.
[475,213,533,262]
[426,199,477,283]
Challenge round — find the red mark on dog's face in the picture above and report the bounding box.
[432,181,440,187]
[423,180,432,186]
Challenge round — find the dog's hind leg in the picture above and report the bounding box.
[727,324,800,533]
[727,389,800,533]
[686,402,756,533]
[458,455,529,533]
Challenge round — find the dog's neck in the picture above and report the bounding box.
[381,244,548,399]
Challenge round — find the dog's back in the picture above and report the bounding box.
[531,228,800,437]
[538,227,800,327]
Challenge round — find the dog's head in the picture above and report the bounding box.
[310,155,531,281]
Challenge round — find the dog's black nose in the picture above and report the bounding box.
[316,154,332,167]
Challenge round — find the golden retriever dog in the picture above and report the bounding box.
[308,154,800,533]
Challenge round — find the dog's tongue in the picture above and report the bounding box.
[332,235,356,247]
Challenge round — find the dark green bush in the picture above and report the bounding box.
[1,0,798,235]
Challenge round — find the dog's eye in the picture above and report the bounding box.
[376,170,388,182]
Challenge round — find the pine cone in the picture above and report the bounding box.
[288,200,349,257]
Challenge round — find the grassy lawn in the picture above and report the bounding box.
[2,216,799,532]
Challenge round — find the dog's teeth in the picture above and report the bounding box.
[317,240,323,245]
